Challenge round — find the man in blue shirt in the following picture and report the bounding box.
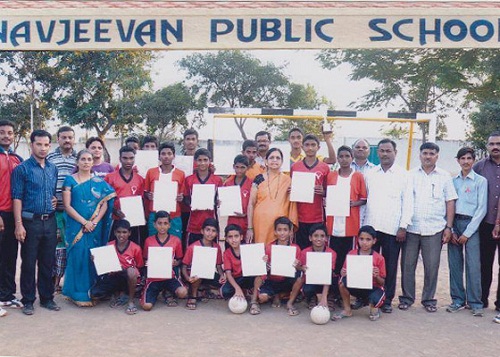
[12,130,60,315]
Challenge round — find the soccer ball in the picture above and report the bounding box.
[310,305,330,325]
[228,296,248,314]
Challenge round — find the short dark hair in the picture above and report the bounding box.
[114,219,131,231]
[358,225,377,239]
[119,145,136,157]
[30,129,51,143]
[141,135,158,148]
[242,139,258,151]
[456,147,476,160]
[255,131,271,141]
[377,138,396,150]
[337,145,352,156]
[183,128,198,139]
[233,154,249,167]
[419,142,440,153]
[85,137,105,149]
[159,142,176,155]
[265,147,283,160]
[288,127,304,138]
[274,216,293,230]
[224,224,243,236]
[309,223,327,237]
[488,131,500,139]
[125,136,140,145]
[194,148,212,160]
[0,120,15,129]
[154,210,171,222]
[303,134,320,145]
[57,126,74,137]
[202,217,219,233]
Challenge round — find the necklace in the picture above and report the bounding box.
[266,170,280,200]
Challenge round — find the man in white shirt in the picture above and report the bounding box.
[351,138,375,174]
[398,142,457,313]
[364,139,413,313]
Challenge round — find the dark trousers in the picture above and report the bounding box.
[20,216,57,305]
[329,236,355,275]
[295,222,316,250]
[373,231,401,304]
[479,222,500,309]
[181,211,190,252]
[0,212,19,301]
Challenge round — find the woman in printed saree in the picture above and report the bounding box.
[62,150,116,306]
[247,148,297,245]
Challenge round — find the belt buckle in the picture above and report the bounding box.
[40,214,49,221]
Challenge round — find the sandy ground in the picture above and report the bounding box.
[1,247,498,357]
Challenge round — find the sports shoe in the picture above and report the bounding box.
[40,300,61,311]
[494,313,500,324]
[0,307,7,317]
[0,298,24,309]
[446,303,465,313]
[381,304,393,313]
[22,303,34,316]
[471,308,484,317]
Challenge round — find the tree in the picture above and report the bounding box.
[467,101,500,152]
[57,51,154,139]
[178,50,290,140]
[317,49,472,141]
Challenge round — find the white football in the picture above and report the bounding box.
[228,296,248,314]
[310,305,330,325]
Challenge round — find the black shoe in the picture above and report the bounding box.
[40,300,61,311]
[351,298,367,310]
[22,303,34,316]
[381,304,393,313]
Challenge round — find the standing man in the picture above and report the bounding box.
[180,129,199,156]
[398,142,457,313]
[0,120,23,316]
[141,135,158,151]
[46,126,77,294]
[255,131,271,168]
[473,131,500,311]
[12,129,60,315]
[351,138,375,174]
[364,139,413,313]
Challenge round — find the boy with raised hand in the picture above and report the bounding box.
[141,211,188,311]
[332,225,386,322]
[290,134,330,250]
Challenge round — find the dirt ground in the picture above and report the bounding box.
[1,247,498,357]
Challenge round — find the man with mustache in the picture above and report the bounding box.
[254,131,271,169]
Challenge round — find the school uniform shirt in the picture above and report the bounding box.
[325,170,367,237]
[108,240,144,276]
[246,162,265,181]
[184,172,223,234]
[265,241,301,282]
[144,166,185,219]
[182,240,223,267]
[343,249,386,289]
[299,246,337,279]
[143,234,183,280]
[223,247,243,279]
[105,169,145,220]
[290,159,330,223]
[223,175,252,232]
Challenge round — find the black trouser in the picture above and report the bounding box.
[373,231,401,305]
[20,216,57,305]
[479,222,500,309]
[296,222,318,250]
[0,212,19,301]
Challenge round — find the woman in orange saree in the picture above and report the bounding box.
[247,148,297,245]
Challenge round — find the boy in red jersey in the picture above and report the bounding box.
[183,148,223,247]
[250,217,302,316]
[290,134,330,250]
[144,142,185,239]
[332,225,386,321]
[140,211,187,311]
[223,155,253,237]
[90,220,144,315]
[182,218,225,310]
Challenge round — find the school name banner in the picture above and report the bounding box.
[1,1,500,50]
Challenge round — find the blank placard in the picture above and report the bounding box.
[326,184,350,217]
[153,181,178,213]
[241,243,267,277]
[191,184,216,211]
[270,245,297,278]
[218,186,242,217]
[147,246,173,279]
[290,171,315,203]
[120,196,145,227]
[190,246,217,280]
[305,252,332,285]
[91,245,122,276]
[346,255,373,289]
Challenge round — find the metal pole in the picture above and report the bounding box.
[30,101,34,133]
[406,122,415,170]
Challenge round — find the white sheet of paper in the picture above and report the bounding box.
[120,196,145,227]
[190,246,217,280]
[218,186,243,217]
[326,184,351,217]
[241,243,267,277]
[153,181,178,212]
[90,245,122,276]
[147,247,173,279]
[346,255,373,289]
[270,245,297,278]
[134,150,159,177]
[290,171,316,203]
[173,155,194,177]
[305,252,332,285]
[191,184,216,211]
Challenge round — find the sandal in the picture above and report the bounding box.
[331,312,352,321]
[249,302,261,315]
[424,304,437,313]
[308,296,318,310]
[398,302,410,311]
[110,295,128,308]
[369,308,380,321]
[287,306,300,316]
[165,297,178,307]
[125,303,138,315]
[186,298,197,310]
[271,296,281,308]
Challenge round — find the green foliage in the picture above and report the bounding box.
[467,101,500,152]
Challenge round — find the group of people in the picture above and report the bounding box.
[0,119,499,324]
